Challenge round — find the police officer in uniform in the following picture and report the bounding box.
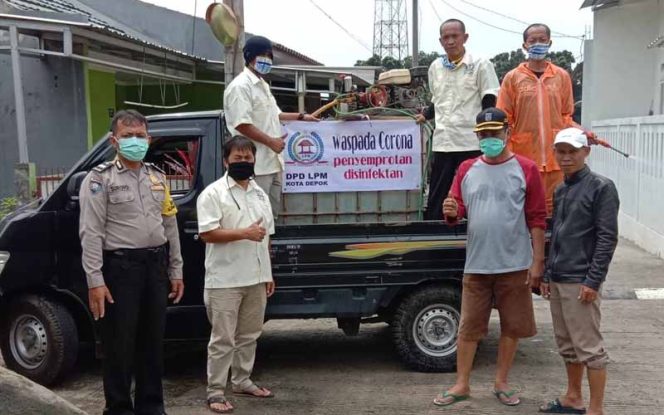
[79,110,184,415]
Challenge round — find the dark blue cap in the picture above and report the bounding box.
[243,35,273,64]
[474,107,508,132]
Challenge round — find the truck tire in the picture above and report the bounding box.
[0,295,78,385]
[391,285,460,372]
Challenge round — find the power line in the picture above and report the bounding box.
[308,0,373,53]
[458,0,584,39]
[428,0,443,23]
[438,0,524,36]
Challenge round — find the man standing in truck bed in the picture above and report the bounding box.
[497,23,596,215]
[223,35,318,218]
[415,18,500,220]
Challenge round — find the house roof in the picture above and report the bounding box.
[6,0,107,26]
[2,0,209,61]
[2,0,321,65]
[580,0,620,9]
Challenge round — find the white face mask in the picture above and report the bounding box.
[253,56,273,75]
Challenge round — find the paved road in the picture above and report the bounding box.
[5,239,664,414]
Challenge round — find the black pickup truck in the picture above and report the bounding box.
[0,111,467,385]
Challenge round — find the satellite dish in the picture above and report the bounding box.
[206,3,239,47]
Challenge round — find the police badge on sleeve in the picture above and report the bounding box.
[90,179,102,195]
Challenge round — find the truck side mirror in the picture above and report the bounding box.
[67,171,88,201]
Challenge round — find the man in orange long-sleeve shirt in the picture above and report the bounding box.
[497,23,592,215]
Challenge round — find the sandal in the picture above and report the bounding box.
[232,384,275,398]
[539,398,587,414]
[493,389,521,406]
[433,391,470,406]
[207,396,234,413]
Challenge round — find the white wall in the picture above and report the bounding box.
[654,2,664,115]
[590,115,664,259]
[582,0,662,127]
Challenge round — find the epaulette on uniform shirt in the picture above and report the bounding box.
[145,162,165,175]
[92,161,113,173]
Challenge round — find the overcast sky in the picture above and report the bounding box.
[141,0,593,66]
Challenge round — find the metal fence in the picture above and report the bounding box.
[590,115,664,240]
[35,167,67,199]
[34,166,192,199]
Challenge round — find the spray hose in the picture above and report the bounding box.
[589,137,630,158]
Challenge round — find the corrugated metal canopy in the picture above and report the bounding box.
[3,0,209,60]
[2,0,321,65]
[580,0,620,9]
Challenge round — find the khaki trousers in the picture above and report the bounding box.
[204,283,267,398]
[549,282,609,369]
[253,173,282,219]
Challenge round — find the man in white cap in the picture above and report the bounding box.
[539,128,619,415]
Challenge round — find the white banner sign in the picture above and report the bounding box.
[282,120,421,193]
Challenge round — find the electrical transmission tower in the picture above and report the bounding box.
[373,0,409,61]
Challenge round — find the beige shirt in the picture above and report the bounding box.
[79,159,183,288]
[224,67,284,176]
[197,174,275,289]
[428,53,500,152]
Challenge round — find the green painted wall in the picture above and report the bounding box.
[86,68,116,147]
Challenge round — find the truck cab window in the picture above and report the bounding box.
[145,136,201,196]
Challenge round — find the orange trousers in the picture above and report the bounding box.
[542,170,564,217]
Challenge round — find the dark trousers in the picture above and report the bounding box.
[425,150,482,220]
[101,245,170,415]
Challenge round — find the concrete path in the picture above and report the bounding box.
[3,239,663,415]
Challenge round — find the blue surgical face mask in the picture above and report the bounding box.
[116,136,149,161]
[441,55,457,70]
[253,56,273,75]
[479,137,506,158]
[527,43,550,60]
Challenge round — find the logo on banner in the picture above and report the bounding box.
[287,131,326,165]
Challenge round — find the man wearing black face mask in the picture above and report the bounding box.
[196,136,276,414]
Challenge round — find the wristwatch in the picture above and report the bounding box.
[297,112,306,120]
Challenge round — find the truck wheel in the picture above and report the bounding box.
[392,285,460,372]
[0,295,78,385]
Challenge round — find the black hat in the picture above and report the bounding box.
[243,35,273,64]
[474,107,508,132]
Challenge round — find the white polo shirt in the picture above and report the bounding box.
[224,67,284,176]
[428,53,500,152]
[197,174,275,289]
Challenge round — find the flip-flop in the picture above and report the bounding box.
[493,389,521,406]
[539,398,587,414]
[207,396,234,413]
[433,391,469,406]
[232,384,275,398]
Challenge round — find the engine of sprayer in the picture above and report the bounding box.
[341,66,430,115]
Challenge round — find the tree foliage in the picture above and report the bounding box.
[354,49,583,112]
[355,51,441,69]
[490,49,582,120]
[490,49,577,82]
